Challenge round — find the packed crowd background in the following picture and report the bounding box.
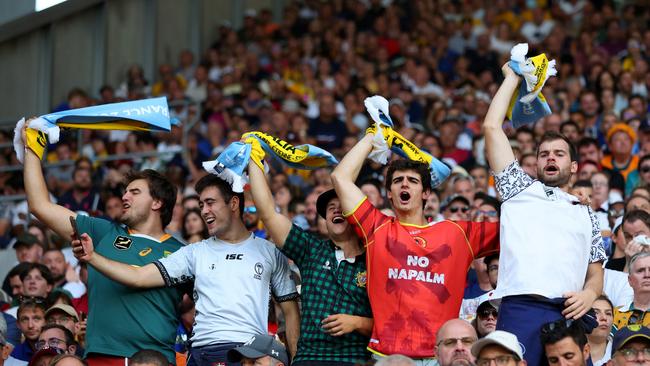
[2,0,650,365]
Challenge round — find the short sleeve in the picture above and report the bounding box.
[493,161,535,201]
[344,197,391,246]
[281,225,317,267]
[587,207,607,263]
[270,249,299,302]
[74,215,117,247]
[154,244,196,287]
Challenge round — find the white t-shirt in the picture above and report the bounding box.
[155,234,298,347]
[493,161,607,299]
[603,268,633,308]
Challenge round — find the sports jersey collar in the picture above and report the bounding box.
[328,240,365,263]
[210,233,254,245]
[127,229,172,243]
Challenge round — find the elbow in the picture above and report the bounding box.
[481,122,500,135]
[330,170,344,188]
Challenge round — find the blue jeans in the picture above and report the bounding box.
[188,342,243,366]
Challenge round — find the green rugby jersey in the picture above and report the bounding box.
[76,215,185,364]
[282,225,372,364]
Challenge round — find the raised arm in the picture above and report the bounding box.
[22,127,76,240]
[483,64,521,173]
[73,233,165,288]
[330,134,373,214]
[248,161,292,248]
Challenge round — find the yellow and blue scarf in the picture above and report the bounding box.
[507,43,557,127]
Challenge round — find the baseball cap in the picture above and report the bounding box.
[441,194,470,211]
[611,325,650,357]
[28,347,65,366]
[227,334,289,365]
[612,216,623,234]
[471,330,524,360]
[316,189,339,219]
[607,123,637,143]
[45,304,79,322]
[12,233,45,250]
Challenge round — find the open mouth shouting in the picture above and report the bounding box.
[204,216,216,225]
[122,202,131,212]
[331,215,345,224]
[399,191,411,205]
[544,164,559,176]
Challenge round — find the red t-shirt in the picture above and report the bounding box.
[347,198,499,358]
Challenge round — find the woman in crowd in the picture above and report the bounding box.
[181,208,208,244]
[588,296,615,366]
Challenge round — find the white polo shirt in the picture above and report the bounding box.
[493,161,607,299]
[155,234,298,347]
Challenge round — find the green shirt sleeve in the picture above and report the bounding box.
[74,215,119,249]
[281,224,318,268]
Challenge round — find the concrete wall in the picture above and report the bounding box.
[0,0,284,123]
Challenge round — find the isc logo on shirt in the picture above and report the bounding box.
[225,253,244,260]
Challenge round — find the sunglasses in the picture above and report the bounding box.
[244,206,257,214]
[476,210,498,217]
[541,319,574,334]
[18,295,46,304]
[640,166,650,174]
[35,338,67,351]
[609,208,624,217]
[477,308,498,319]
[449,206,470,213]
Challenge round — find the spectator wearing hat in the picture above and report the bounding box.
[44,305,81,356]
[613,252,650,329]
[588,296,615,366]
[12,235,45,265]
[441,194,471,221]
[226,334,289,366]
[625,155,650,198]
[11,300,47,362]
[602,124,639,183]
[540,318,591,366]
[472,295,499,339]
[471,330,526,366]
[608,325,650,366]
[249,161,373,365]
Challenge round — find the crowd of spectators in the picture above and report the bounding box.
[2,0,650,365]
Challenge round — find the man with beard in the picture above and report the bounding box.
[56,166,103,216]
[331,141,499,361]
[483,64,606,366]
[41,249,85,298]
[21,121,185,366]
[72,174,300,366]
[248,160,373,365]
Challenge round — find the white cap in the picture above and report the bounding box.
[471,330,524,360]
[613,216,623,234]
[609,190,624,205]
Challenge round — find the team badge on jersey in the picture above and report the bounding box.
[254,262,264,280]
[413,236,427,248]
[355,271,367,288]
[113,236,132,250]
[139,247,152,256]
[163,250,172,258]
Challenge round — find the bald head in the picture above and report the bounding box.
[436,319,478,366]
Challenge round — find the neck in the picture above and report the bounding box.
[634,293,650,311]
[217,219,251,243]
[131,219,166,239]
[396,208,428,226]
[331,231,363,258]
[612,153,631,167]
[613,245,625,259]
[588,336,608,360]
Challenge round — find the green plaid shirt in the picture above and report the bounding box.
[282,225,372,364]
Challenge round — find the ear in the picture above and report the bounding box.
[230,195,240,212]
[422,189,431,200]
[570,160,578,174]
[582,342,591,360]
[46,284,53,294]
[151,199,163,212]
[68,344,77,355]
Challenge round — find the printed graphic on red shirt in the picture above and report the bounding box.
[347,198,498,358]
